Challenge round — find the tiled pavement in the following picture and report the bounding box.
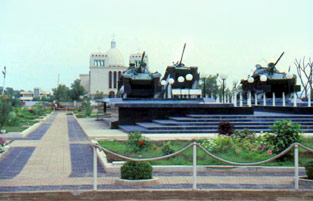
[0,147,35,179]
[0,111,312,193]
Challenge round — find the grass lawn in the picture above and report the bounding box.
[98,139,313,166]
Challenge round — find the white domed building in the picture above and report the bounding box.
[80,40,128,97]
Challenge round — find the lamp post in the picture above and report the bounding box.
[178,76,185,98]
[186,74,193,99]
[2,66,6,95]
[161,80,167,99]
[233,80,238,106]
[248,76,254,107]
[286,72,293,106]
[220,74,228,103]
[260,75,267,106]
[168,78,175,99]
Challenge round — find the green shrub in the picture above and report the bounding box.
[268,120,301,155]
[233,128,256,141]
[20,108,36,119]
[121,161,152,180]
[75,114,86,118]
[32,103,45,116]
[127,131,151,153]
[218,121,234,135]
[161,141,175,155]
[7,111,20,126]
[200,138,217,152]
[305,160,313,179]
[82,98,93,116]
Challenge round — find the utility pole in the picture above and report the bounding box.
[2,66,6,95]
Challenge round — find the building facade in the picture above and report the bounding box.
[80,40,149,98]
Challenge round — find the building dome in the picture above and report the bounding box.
[106,40,125,67]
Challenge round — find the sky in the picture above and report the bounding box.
[0,0,312,92]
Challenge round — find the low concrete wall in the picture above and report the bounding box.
[1,189,313,200]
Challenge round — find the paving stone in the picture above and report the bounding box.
[67,116,89,142]
[0,147,35,179]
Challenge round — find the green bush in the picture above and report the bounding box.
[268,120,301,155]
[32,103,45,116]
[121,161,152,180]
[82,98,93,116]
[200,138,217,152]
[305,160,313,179]
[161,141,175,155]
[218,121,234,135]
[7,111,20,126]
[19,108,35,119]
[232,128,256,141]
[127,131,151,153]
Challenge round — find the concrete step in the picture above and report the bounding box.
[169,117,313,122]
[120,125,313,134]
[153,119,313,126]
[136,122,313,130]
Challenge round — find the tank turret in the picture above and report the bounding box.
[118,51,161,99]
[241,52,301,98]
[161,43,200,90]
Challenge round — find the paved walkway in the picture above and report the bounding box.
[0,111,312,192]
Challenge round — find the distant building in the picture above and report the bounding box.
[79,40,149,98]
[129,53,149,69]
[80,40,127,98]
[20,88,50,101]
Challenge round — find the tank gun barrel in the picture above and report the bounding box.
[138,51,145,73]
[179,43,186,66]
[273,51,285,68]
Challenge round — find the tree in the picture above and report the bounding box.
[69,79,86,101]
[202,74,221,98]
[0,95,12,129]
[294,57,313,98]
[53,84,70,102]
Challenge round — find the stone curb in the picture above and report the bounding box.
[115,177,160,186]
[1,189,313,200]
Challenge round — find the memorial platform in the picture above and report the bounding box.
[112,99,253,125]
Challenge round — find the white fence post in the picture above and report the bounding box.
[282,92,286,107]
[272,92,275,107]
[93,145,98,190]
[294,92,297,107]
[193,142,197,190]
[294,144,299,190]
[234,92,237,107]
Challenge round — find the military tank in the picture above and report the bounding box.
[118,51,162,99]
[241,52,300,98]
[161,43,200,91]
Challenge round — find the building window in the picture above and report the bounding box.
[109,71,112,89]
[114,71,117,88]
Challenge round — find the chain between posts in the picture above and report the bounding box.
[91,141,313,191]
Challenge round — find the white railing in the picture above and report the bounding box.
[91,141,313,191]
